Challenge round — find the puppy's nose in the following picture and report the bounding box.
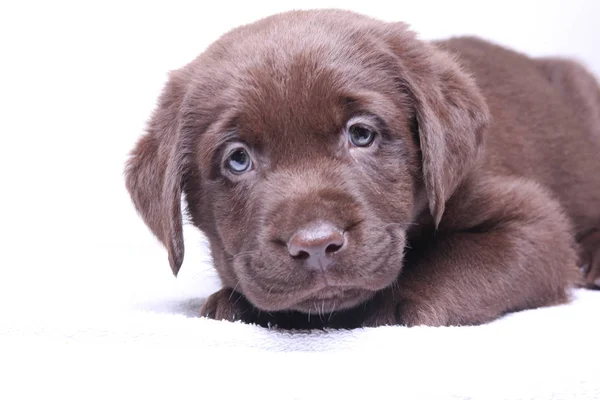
[287,221,345,270]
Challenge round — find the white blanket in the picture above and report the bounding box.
[1,231,599,400]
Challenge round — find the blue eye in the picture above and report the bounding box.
[226,148,252,173]
[348,124,375,147]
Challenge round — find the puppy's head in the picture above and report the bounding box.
[125,10,488,313]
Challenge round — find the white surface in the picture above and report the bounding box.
[1,1,599,399]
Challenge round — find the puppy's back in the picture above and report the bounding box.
[436,37,600,233]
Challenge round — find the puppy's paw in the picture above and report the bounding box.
[361,301,399,327]
[394,300,452,327]
[361,292,448,327]
[199,288,255,322]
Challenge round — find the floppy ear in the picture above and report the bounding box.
[386,26,490,225]
[125,71,187,276]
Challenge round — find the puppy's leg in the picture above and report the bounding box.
[365,176,581,327]
[200,288,256,322]
[578,229,600,289]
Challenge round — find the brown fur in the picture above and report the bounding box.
[125,9,600,328]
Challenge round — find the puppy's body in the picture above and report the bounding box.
[126,10,600,328]
[440,38,600,233]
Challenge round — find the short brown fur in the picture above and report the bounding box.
[125,10,600,328]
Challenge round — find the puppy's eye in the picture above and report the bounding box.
[226,148,252,173]
[348,124,376,147]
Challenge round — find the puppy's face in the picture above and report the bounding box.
[190,54,421,313]
[126,10,488,315]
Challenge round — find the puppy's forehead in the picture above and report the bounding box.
[192,11,405,164]
[231,53,394,155]
[235,55,349,150]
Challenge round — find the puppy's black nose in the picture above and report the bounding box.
[287,221,345,270]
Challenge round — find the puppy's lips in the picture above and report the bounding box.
[239,229,406,312]
[290,287,371,313]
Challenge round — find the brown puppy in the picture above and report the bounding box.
[125,9,600,328]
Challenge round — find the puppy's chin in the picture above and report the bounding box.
[243,286,376,314]
[239,268,401,314]
[289,287,374,313]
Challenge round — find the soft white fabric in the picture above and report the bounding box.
[1,229,599,400]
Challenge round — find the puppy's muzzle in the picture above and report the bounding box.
[287,221,346,270]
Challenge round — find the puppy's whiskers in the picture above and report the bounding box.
[230,250,260,262]
[229,278,243,300]
[327,303,337,323]
[319,300,325,321]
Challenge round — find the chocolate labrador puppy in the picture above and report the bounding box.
[125,9,600,328]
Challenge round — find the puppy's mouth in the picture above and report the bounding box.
[289,287,372,313]
[238,227,406,313]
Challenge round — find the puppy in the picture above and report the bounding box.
[125,9,600,328]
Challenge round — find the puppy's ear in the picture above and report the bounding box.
[386,27,490,225]
[125,71,188,276]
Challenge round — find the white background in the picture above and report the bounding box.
[1,0,599,318]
